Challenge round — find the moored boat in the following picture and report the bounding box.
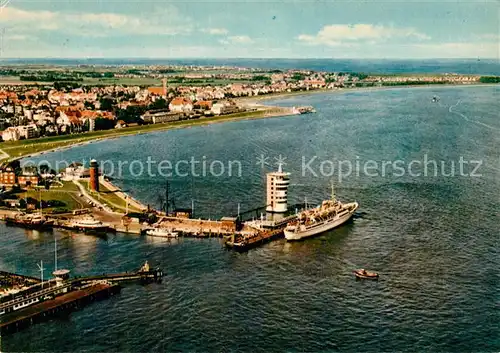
[353,269,379,280]
[146,227,179,238]
[69,217,108,234]
[284,186,358,241]
[4,212,54,230]
[292,106,316,114]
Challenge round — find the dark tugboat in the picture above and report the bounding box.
[5,212,54,230]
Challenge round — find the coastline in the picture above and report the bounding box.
[11,106,296,162]
[239,82,498,104]
[3,82,497,163]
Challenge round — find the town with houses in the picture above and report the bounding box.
[0,65,489,144]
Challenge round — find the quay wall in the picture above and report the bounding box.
[100,177,148,211]
[158,217,256,236]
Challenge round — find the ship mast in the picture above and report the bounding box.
[165,180,169,215]
[331,182,336,202]
[39,189,43,216]
[37,260,45,288]
[54,235,58,272]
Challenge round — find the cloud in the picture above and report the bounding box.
[202,28,229,35]
[0,6,192,37]
[298,24,431,46]
[4,34,29,41]
[219,35,254,45]
[477,33,499,41]
[229,35,254,44]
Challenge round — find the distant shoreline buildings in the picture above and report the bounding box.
[0,65,493,143]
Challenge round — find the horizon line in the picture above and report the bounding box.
[0,57,498,61]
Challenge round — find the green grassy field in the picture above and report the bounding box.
[0,74,255,87]
[81,77,252,87]
[82,77,164,86]
[11,181,84,212]
[0,76,41,85]
[90,182,142,213]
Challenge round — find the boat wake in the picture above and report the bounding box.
[352,211,367,220]
[443,99,499,131]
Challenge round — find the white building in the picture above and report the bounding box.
[169,98,193,113]
[266,165,290,213]
[62,163,86,181]
[141,110,184,124]
[18,124,40,139]
[2,127,21,141]
[24,109,34,120]
[1,124,39,141]
[211,101,241,115]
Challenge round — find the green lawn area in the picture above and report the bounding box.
[0,74,254,87]
[82,77,163,86]
[46,180,81,193]
[0,76,41,85]
[86,181,142,214]
[0,76,21,83]
[80,77,252,87]
[11,181,84,212]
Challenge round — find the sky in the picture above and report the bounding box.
[0,0,498,59]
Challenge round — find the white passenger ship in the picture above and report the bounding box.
[284,187,358,241]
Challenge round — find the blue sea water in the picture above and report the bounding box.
[1,58,499,75]
[1,85,499,352]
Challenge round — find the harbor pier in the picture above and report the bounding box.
[0,263,162,335]
[223,211,299,252]
[150,216,247,238]
[1,282,121,334]
[0,167,307,253]
[224,228,285,252]
[78,268,163,285]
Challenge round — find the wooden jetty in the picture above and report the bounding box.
[0,282,121,334]
[0,262,162,335]
[78,268,163,285]
[224,228,284,252]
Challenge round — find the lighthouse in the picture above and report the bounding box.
[89,159,99,192]
[266,164,290,213]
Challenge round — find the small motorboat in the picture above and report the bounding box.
[146,228,179,238]
[353,269,379,280]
